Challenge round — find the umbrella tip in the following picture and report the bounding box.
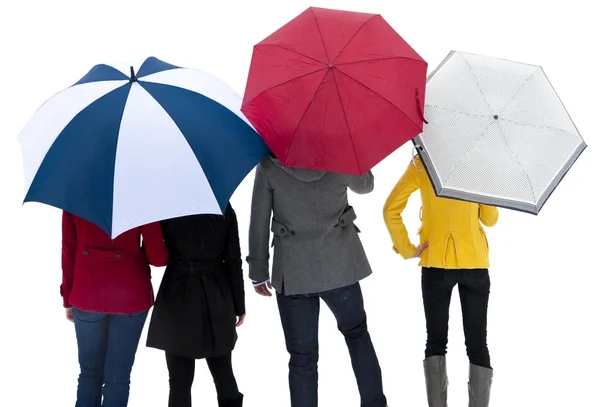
[129,66,137,82]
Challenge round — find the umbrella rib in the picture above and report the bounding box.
[334,68,422,131]
[242,67,328,108]
[498,69,539,116]
[262,43,328,65]
[427,105,493,120]
[459,54,494,114]
[442,122,537,204]
[335,56,426,66]
[331,15,378,64]
[284,72,330,165]
[441,121,494,185]
[310,7,331,63]
[498,123,537,202]
[500,117,579,136]
[539,66,585,139]
[331,70,362,174]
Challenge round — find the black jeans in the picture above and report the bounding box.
[165,352,240,407]
[276,282,387,407]
[421,267,491,369]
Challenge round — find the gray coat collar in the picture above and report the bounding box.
[268,156,326,183]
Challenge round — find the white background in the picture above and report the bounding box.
[0,0,598,406]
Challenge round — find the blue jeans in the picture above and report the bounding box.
[276,283,387,407]
[72,308,148,407]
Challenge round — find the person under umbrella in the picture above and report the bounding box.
[146,204,245,407]
[248,153,387,407]
[383,155,498,407]
[61,212,169,407]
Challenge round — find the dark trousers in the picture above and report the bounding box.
[73,308,148,407]
[276,282,387,407]
[421,267,491,368]
[165,352,240,407]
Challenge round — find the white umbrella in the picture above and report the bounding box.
[413,50,586,214]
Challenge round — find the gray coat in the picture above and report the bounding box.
[247,157,374,296]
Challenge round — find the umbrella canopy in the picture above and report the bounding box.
[242,6,427,175]
[19,57,269,238]
[413,51,586,214]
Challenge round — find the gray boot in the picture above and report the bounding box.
[423,356,448,407]
[468,364,492,407]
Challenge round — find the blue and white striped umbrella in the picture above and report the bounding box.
[19,57,269,238]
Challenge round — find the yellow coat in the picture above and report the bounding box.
[383,156,498,269]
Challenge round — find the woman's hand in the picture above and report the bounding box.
[236,314,246,327]
[254,281,273,297]
[65,307,74,322]
[413,242,429,258]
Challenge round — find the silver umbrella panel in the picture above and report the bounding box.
[413,50,586,215]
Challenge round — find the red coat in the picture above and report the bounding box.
[61,212,169,314]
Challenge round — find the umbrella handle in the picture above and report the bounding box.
[415,89,428,124]
[411,146,424,172]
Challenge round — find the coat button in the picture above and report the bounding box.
[280,228,285,233]
[83,250,89,256]
[115,253,121,259]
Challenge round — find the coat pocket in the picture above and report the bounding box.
[81,247,122,262]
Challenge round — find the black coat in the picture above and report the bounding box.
[146,204,245,359]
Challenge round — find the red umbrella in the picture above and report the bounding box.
[241,6,428,175]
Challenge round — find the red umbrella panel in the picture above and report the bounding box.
[242,6,428,175]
